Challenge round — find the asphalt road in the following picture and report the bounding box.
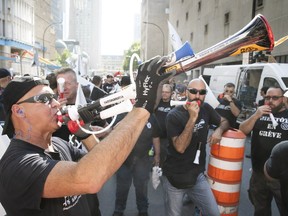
[98,134,279,216]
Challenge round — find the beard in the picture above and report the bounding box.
[271,103,284,114]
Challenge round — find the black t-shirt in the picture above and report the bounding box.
[129,115,156,158]
[102,83,114,94]
[251,109,288,173]
[163,103,221,184]
[153,99,174,138]
[266,141,288,214]
[0,90,6,122]
[0,138,101,216]
[215,98,242,128]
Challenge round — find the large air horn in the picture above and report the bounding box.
[162,14,274,74]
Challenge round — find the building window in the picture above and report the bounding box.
[275,55,288,63]
[224,12,230,24]
[198,1,201,12]
[176,20,179,28]
[186,12,189,21]
[204,24,208,34]
[256,0,263,7]
[190,32,193,42]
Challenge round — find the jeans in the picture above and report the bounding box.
[162,172,220,216]
[114,156,151,213]
[249,171,285,216]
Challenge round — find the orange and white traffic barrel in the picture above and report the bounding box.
[218,204,238,216]
[207,177,241,205]
[210,129,246,160]
[208,155,243,183]
[207,129,246,216]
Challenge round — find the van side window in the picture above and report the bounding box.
[263,78,280,88]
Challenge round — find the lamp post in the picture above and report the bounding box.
[42,21,62,58]
[143,21,165,56]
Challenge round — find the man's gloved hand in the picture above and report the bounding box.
[135,56,176,113]
[67,120,91,140]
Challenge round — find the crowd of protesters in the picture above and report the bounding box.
[0,65,287,216]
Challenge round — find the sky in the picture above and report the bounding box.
[101,0,141,55]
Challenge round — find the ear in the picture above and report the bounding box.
[12,105,25,117]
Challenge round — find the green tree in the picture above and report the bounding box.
[56,49,71,67]
[123,42,140,72]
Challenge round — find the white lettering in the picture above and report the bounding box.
[259,130,282,139]
[143,76,150,96]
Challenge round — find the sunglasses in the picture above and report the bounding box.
[187,88,207,95]
[264,96,283,101]
[17,93,57,105]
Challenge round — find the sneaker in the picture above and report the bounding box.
[112,212,123,216]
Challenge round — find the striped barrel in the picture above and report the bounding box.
[208,155,243,183]
[210,130,246,160]
[207,177,241,205]
[218,204,238,216]
[207,129,246,216]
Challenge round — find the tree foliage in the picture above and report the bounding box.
[56,49,71,67]
[123,42,140,72]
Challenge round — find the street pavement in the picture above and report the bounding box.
[98,134,278,216]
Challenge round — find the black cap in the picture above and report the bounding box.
[0,68,11,79]
[2,76,49,138]
[120,76,131,87]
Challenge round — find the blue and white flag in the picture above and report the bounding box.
[168,21,183,51]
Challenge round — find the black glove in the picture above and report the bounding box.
[135,56,176,113]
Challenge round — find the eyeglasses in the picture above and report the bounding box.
[264,96,283,101]
[187,88,207,95]
[17,93,57,105]
[225,90,234,93]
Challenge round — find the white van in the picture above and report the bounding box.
[203,63,288,122]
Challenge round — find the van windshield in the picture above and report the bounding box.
[281,78,288,89]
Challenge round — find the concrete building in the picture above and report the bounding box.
[141,0,169,60]
[100,55,124,74]
[0,0,36,75]
[68,0,101,72]
[0,0,61,76]
[141,0,288,78]
[34,0,61,60]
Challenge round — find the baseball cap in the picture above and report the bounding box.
[176,84,187,93]
[2,76,49,138]
[0,68,11,79]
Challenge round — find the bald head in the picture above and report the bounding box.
[188,79,206,89]
[186,78,207,103]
